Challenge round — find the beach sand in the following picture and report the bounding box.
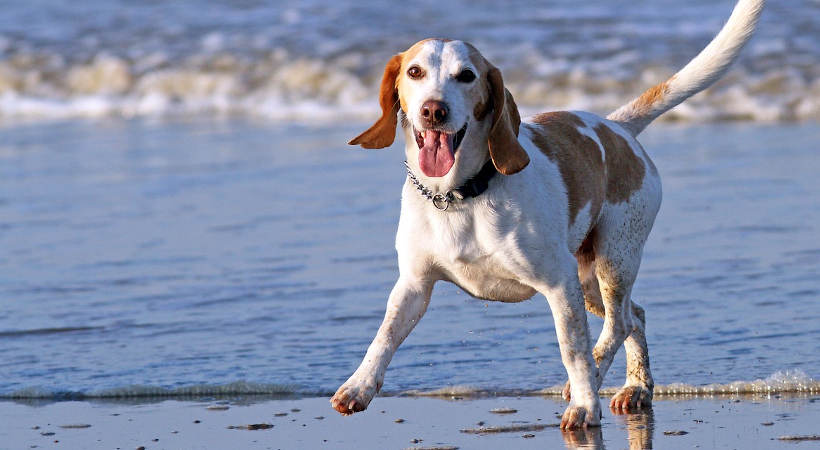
[3,394,818,449]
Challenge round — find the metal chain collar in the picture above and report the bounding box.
[403,161,460,211]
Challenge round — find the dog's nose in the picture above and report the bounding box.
[420,100,448,126]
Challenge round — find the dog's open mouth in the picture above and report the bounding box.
[415,123,467,177]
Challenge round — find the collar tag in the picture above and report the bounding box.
[432,193,453,210]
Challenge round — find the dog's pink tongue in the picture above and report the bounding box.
[418,130,455,177]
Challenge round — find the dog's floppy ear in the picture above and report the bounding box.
[487,67,529,174]
[349,54,403,149]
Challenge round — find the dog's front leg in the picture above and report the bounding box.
[531,255,601,430]
[331,276,433,415]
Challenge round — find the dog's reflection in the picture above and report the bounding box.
[622,409,655,450]
[561,426,604,449]
[560,409,655,450]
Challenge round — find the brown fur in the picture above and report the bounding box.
[348,54,402,149]
[534,111,586,129]
[575,228,606,318]
[592,124,646,203]
[473,100,490,121]
[529,112,605,225]
[575,226,597,266]
[631,77,673,116]
[487,68,530,175]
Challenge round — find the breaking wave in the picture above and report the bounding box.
[402,370,820,398]
[1,381,310,401]
[3,371,816,401]
[0,0,816,123]
[0,50,815,123]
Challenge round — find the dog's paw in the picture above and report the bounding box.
[609,385,652,413]
[560,399,602,430]
[330,377,380,416]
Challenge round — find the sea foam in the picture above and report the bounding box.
[3,371,816,401]
[0,51,815,123]
[0,0,816,123]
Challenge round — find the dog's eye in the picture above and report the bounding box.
[407,66,424,80]
[455,69,476,83]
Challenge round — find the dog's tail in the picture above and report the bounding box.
[607,0,765,136]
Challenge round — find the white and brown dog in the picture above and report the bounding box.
[331,0,763,429]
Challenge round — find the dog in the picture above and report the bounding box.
[330,0,764,429]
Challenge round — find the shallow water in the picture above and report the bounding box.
[0,119,817,399]
[3,396,820,450]
[0,0,817,121]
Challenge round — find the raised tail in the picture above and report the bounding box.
[607,0,765,136]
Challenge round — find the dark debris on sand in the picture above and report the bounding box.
[663,430,689,436]
[404,446,458,450]
[227,423,274,430]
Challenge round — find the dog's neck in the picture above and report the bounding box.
[404,159,497,210]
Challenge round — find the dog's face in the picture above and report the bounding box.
[350,39,529,179]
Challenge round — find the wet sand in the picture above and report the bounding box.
[3,394,819,449]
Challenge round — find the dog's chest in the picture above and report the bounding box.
[424,208,537,303]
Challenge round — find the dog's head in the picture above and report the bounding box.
[349,39,529,179]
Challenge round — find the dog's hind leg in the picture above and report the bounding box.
[614,299,654,411]
[592,212,655,412]
[590,251,639,398]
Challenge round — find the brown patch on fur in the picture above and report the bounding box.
[575,227,596,266]
[593,124,646,203]
[631,77,673,116]
[473,100,490,121]
[529,112,605,225]
[575,227,606,318]
[534,111,585,129]
[400,38,451,64]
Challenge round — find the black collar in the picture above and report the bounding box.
[404,160,497,211]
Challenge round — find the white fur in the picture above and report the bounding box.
[332,0,763,430]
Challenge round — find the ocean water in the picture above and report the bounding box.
[0,0,818,401]
[0,119,818,400]
[0,0,817,122]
